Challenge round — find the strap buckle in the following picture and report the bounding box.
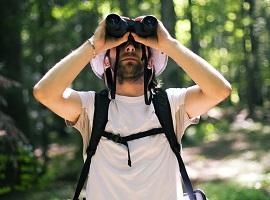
[111,133,122,143]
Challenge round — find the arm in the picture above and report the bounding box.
[33,20,129,122]
[33,41,93,122]
[131,20,232,118]
[163,39,232,118]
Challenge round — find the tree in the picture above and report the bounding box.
[242,0,263,116]
[160,0,185,88]
[187,0,200,54]
[0,0,29,136]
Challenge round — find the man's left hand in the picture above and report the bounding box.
[131,16,174,52]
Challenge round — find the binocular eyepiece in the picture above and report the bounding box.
[105,14,158,38]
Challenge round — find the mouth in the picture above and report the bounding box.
[121,57,139,62]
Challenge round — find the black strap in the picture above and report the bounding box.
[103,127,164,142]
[174,150,197,200]
[152,89,196,200]
[73,150,94,200]
[142,44,153,105]
[73,90,110,200]
[111,46,120,99]
[103,128,164,167]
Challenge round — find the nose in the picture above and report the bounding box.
[124,43,135,52]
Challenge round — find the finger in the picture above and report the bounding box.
[98,18,106,27]
[115,32,129,45]
[134,16,145,22]
[107,32,129,49]
[121,32,130,42]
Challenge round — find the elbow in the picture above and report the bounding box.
[219,82,232,101]
[33,83,63,106]
[33,83,46,103]
[33,84,41,101]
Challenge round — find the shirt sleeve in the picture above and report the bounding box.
[65,91,95,159]
[166,88,200,143]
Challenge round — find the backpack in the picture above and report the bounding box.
[72,88,205,200]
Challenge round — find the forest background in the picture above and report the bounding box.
[0,0,270,199]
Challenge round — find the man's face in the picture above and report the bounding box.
[109,40,144,83]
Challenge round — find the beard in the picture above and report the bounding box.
[117,60,144,84]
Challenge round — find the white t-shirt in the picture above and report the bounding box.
[70,88,199,200]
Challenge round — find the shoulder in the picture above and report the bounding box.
[165,88,187,107]
[75,90,96,108]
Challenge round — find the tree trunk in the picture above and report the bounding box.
[36,0,51,174]
[242,0,263,117]
[160,0,184,88]
[118,0,129,17]
[161,0,176,38]
[0,1,29,134]
[187,0,199,54]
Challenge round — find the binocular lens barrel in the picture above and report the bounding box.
[106,14,121,29]
[141,16,157,32]
[106,14,127,38]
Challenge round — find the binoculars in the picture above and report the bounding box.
[105,14,158,38]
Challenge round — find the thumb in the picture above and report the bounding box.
[131,32,149,46]
[115,32,129,46]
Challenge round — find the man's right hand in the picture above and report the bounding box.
[91,18,129,55]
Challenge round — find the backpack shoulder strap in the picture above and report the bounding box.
[87,89,110,154]
[152,88,197,200]
[152,88,180,152]
[73,89,110,200]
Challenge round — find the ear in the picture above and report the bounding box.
[103,56,111,69]
[103,56,114,90]
[147,58,154,70]
[108,48,117,68]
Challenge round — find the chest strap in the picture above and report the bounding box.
[102,127,164,167]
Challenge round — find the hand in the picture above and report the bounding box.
[130,17,174,52]
[90,19,129,54]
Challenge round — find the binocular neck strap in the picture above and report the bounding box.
[142,45,153,105]
[106,44,153,105]
[111,46,120,99]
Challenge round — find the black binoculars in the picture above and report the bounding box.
[105,14,158,38]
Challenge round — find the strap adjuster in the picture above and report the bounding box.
[111,133,123,143]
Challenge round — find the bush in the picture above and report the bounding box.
[0,132,42,195]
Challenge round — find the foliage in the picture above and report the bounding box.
[0,132,41,195]
[199,182,270,200]
[0,74,41,195]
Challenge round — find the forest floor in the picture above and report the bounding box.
[183,124,270,191]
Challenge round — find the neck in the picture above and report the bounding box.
[116,78,144,97]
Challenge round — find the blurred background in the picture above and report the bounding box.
[0,0,269,199]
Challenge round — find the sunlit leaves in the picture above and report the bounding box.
[52,1,94,19]
[176,19,191,44]
[225,20,234,32]
[97,1,112,17]
[231,86,240,104]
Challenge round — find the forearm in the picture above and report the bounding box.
[34,40,94,100]
[163,39,231,99]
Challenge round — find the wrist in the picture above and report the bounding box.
[87,37,97,58]
[162,38,178,54]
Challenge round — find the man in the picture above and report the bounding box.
[33,15,231,200]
